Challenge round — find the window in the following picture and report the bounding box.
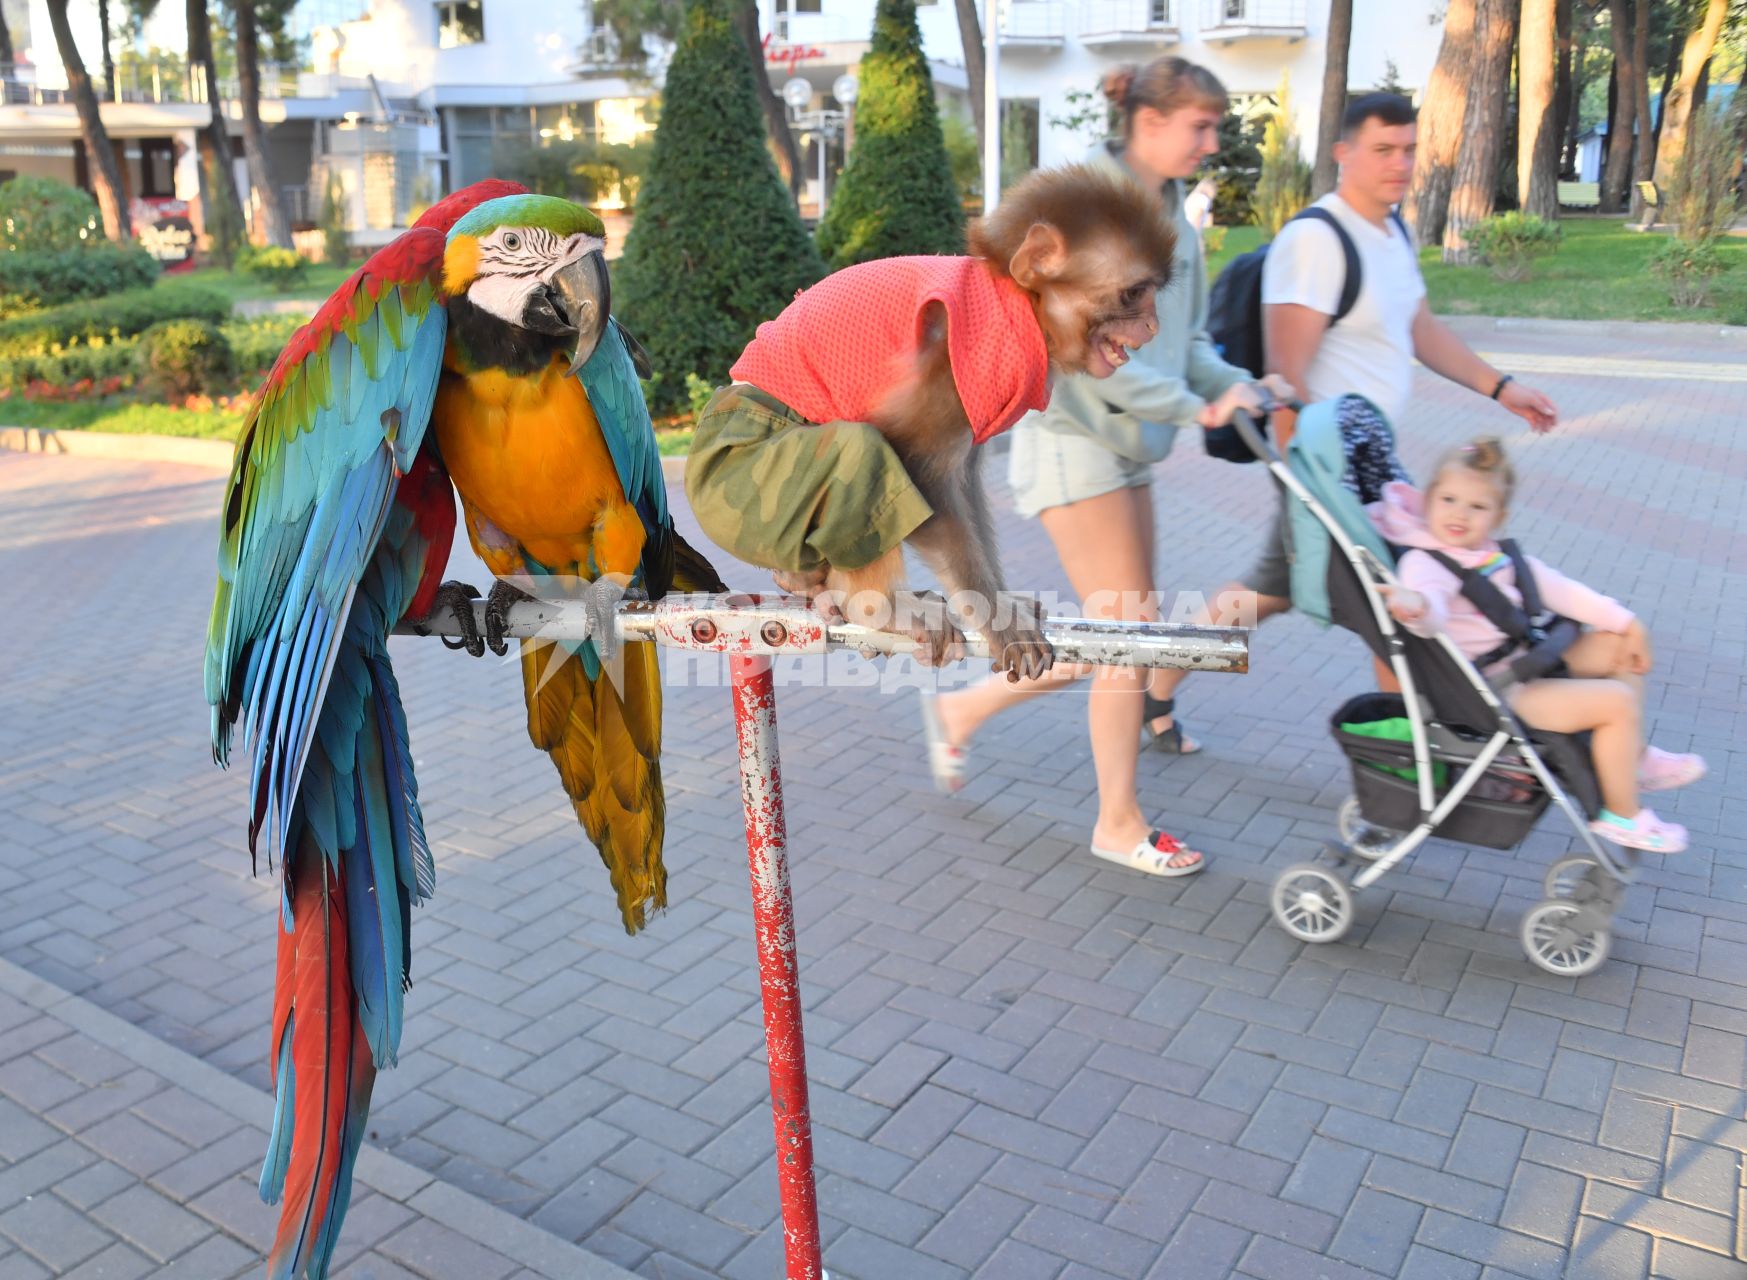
[437,1,485,47]
[1000,99,1040,191]
[1149,0,1171,24]
[139,139,175,197]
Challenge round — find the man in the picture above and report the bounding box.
[1144,92,1559,737]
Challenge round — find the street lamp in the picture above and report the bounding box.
[782,75,850,221]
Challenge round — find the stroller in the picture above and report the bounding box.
[1230,398,1637,977]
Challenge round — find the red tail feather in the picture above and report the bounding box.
[269,857,357,1276]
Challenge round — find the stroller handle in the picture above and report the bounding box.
[1229,404,1295,465]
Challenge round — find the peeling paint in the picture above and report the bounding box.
[729,656,822,1280]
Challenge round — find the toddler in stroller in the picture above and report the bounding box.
[1234,399,1703,976]
[1373,436,1704,853]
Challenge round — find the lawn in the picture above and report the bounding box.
[181,261,353,309]
[1204,216,1747,325]
[0,395,244,439]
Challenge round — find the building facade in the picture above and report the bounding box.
[2,0,1445,249]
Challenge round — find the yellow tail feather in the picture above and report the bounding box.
[520,640,666,933]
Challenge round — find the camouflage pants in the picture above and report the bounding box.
[685,383,934,574]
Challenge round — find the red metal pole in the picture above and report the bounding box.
[728,654,823,1280]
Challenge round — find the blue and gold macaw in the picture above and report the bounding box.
[203,180,722,1280]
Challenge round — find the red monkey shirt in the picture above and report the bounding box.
[730,256,1051,444]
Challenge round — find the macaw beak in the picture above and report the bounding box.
[555,251,610,377]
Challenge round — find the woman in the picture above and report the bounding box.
[922,57,1289,877]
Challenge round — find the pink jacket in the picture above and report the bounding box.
[1367,482,1635,661]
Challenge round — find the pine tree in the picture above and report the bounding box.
[815,0,964,269]
[616,0,823,412]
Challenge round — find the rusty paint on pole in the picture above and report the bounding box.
[729,654,822,1280]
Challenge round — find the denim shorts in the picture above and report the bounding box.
[1005,421,1153,519]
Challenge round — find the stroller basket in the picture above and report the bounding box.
[1333,692,1551,850]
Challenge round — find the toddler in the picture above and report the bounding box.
[1370,437,1704,854]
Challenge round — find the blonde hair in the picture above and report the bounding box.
[1429,435,1516,510]
[1101,57,1228,137]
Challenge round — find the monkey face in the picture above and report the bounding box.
[1039,245,1164,380]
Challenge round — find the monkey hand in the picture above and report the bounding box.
[986,594,1054,683]
[894,590,966,667]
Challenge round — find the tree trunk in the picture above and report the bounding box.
[1311,0,1353,198]
[1653,0,1728,189]
[187,0,245,234]
[97,0,115,99]
[1406,0,1477,242]
[1693,58,1709,113]
[1626,0,1651,221]
[45,0,131,239]
[0,3,14,67]
[1554,0,1575,178]
[1443,0,1520,261]
[1599,0,1637,211]
[733,0,803,198]
[235,0,291,246]
[1518,0,1559,217]
[955,0,986,148]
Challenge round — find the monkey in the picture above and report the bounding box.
[684,163,1177,681]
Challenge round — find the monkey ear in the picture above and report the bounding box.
[1008,222,1069,291]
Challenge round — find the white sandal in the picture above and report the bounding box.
[1090,829,1207,877]
[918,691,966,793]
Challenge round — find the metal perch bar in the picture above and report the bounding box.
[397,592,1249,1279]
[398,592,1252,672]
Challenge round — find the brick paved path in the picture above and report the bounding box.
[0,958,633,1280]
[1,318,1742,1278]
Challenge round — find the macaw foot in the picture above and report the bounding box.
[483,579,535,657]
[429,581,485,657]
[583,576,632,665]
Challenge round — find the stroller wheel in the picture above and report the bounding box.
[1271,864,1354,944]
[1337,796,1397,862]
[1521,898,1611,977]
[1543,855,1601,901]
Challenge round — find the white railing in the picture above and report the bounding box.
[770,10,876,43]
[1200,0,1307,31]
[1079,0,1177,38]
[1001,1,1067,41]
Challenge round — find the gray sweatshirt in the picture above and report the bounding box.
[1010,141,1251,463]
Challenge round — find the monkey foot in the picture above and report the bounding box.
[483,579,536,657]
[429,581,485,656]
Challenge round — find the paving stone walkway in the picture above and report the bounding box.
[1,317,1743,1278]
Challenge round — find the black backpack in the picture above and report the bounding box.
[1202,205,1408,463]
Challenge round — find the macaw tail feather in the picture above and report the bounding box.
[669,529,729,595]
[261,844,377,1280]
[521,638,666,933]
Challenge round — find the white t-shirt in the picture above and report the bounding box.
[1260,192,1425,424]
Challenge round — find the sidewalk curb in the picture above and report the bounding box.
[0,426,237,470]
[1439,313,1747,342]
[0,955,641,1280]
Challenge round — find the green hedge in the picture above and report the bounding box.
[0,245,160,313]
[225,315,305,373]
[0,280,231,359]
[0,314,304,392]
[0,341,137,392]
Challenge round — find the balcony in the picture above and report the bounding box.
[1000,2,1066,47]
[1198,0,1307,41]
[1078,0,1177,45]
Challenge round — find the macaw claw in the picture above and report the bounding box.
[429,581,485,657]
[484,579,534,657]
[583,577,631,665]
